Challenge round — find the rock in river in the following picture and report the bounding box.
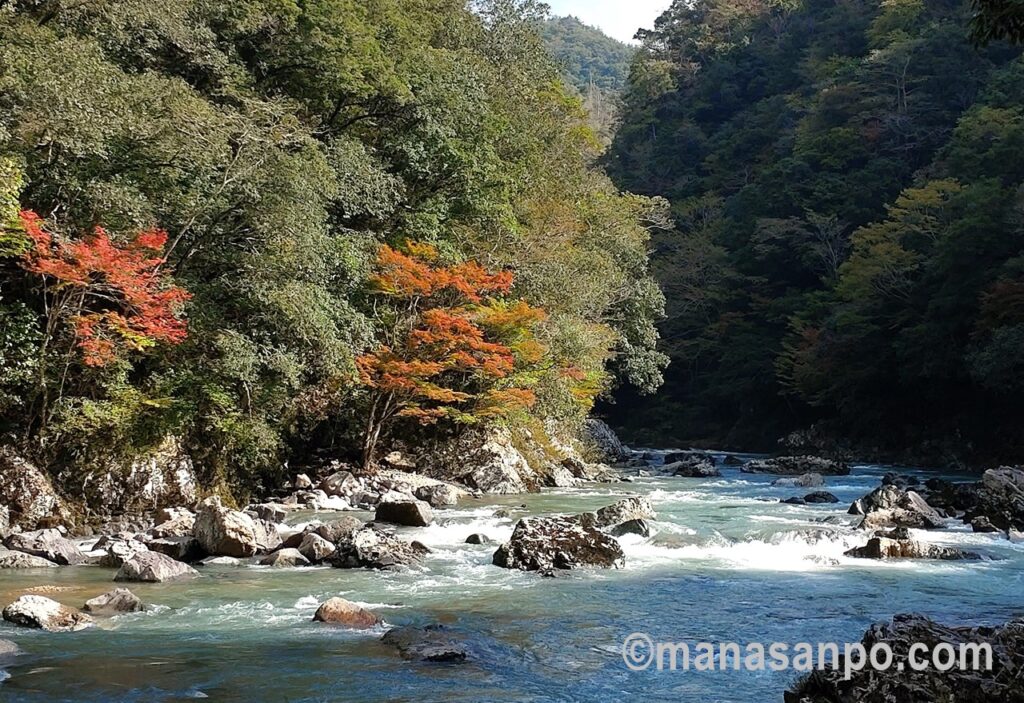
[785,614,1024,703]
[115,551,199,582]
[492,515,625,572]
[844,537,980,561]
[194,496,280,558]
[772,473,825,488]
[312,598,381,629]
[330,527,423,570]
[2,595,93,632]
[0,549,57,569]
[375,499,433,527]
[742,456,849,476]
[259,548,310,567]
[664,456,721,478]
[381,625,469,663]
[593,496,655,528]
[82,588,146,615]
[4,529,84,566]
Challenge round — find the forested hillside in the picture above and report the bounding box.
[606,0,1024,464]
[541,16,635,93]
[0,0,666,497]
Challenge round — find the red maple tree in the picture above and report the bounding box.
[356,242,546,466]
[18,210,190,367]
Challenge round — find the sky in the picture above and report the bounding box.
[545,0,671,43]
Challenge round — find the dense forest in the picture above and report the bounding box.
[541,15,635,93]
[605,0,1024,464]
[0,0,668,498]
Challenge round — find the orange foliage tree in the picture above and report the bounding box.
[356,242,546,467]
[16,211,189,427]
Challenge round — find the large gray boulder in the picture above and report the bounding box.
[146,536,204,563]
[194,496,279,557]
[375,499,433,527]
[314,517,364,543]
[330,527,424,570]
[663,457,721,478]
[147,508,195,539]
[742,456,849,476]
[493,516,626,572]
[414,484,461,507]
[319,470,360,498]
[970,467,1024,532]
[851,484,945,530]
[0,549,57,568]
[2,595,93,631]
[298,533,335,563]
[4,529,84,566]
[97,538,149,568]
[583,418,628,462]
[82,588,145,615]
[593,496,656,528]
[115,551,199,582]
[312,597,381,629]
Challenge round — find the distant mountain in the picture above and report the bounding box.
[541,16,635,93]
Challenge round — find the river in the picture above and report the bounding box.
[1,451,1022,701]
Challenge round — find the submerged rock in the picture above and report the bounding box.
[465,533,491,545]
[772,473,825,488]
[82,588,145,615]
[381,625,469,662]
[492,515,625,572]
[786,614,1024,703]
[609,519,651,538]
[330,527,423,570]
[742,456,849,476]
[312,597,381,629]
[804,491,839,504]
[4,529,84,566]
[115,552,199,582]
[844,537,980,561]
[2,595,93,632]
[375,499,433,527]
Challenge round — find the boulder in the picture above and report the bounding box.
[844,537,980,560]
[0,506,9,539]
[146,536,204,563]
[381,625,469,663]
[414,484,461,507]
[609,519,652,538]
[971,516,1000,533]
[785,614,1024,703]
[543,465,581,488]
[319,470,359,498]
[314,517,364,543]
[375,499,433,527]
[148,510,196,539]
[781,497,806,505]
[969,467,1024,532]
[250,503,288,524]
[383,451,417,470]
[298,533,335,563]
[850,484,944,529]
[772,473,825,488]
[294,473,314,490]
[2,595,93,631]
[723,454,743,466]
[97,539,149,568]
[115,551,199,582]
[593,496,655,528]
[200,556,241,566]
[493,516,626,572]
[859,509,944,530]
[0,448,68,530]
[664,457,721,478]
[259,548,310,567]
[194,496,266,558]
[465,533,491,545]
[312,597,381,629]
[4,529,84,566]
[742,456,849,476]
[330,527,423,570]
[82,588,145,615]
[804,491,840,504]
[583,418,628,462]
[0,549,57,568]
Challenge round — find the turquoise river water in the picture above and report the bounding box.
[1,451,1022,702]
